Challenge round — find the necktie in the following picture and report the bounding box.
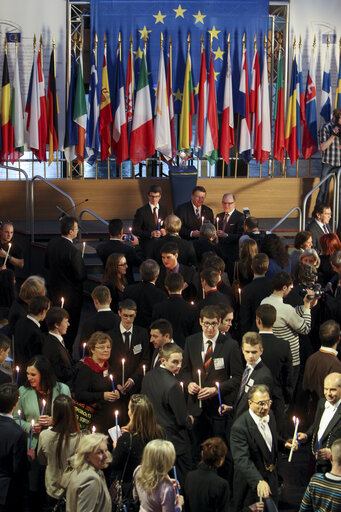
[222,213,230,231]
[195,207,200,219]
[204,341,213,375]
[123,331,130,351]
[323,224,329,234]
[259,418,272,451]
[153,206,158,227]
[238,367,251,399]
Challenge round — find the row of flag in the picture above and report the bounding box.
[1,36,341,167]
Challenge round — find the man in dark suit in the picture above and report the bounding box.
[80,285,119,344]
[182,305,243,452]
[96,218,143,284]
[256,304,293,433]
[45,216,87,352]
[196,267,232,313]
[175,186,214,240]
[233,333,273,420]
[306,203,332,253]
[149,318,174,369]
[142,343,193,486]
[0,383,30,512]
[240,253,273,335]
[0,222,24,274]
[231,384,294,510]
[132,185,168,257]
[151,214,197,267]
[43,307,77,385]
[123,259,167,329]
[0,336,11,386]
[152,273,199,348]
[298,372,341,473]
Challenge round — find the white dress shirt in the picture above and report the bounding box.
[249,409,273,451]
[318,399,341,441]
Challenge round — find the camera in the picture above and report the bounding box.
[297,263,326,300]
[333,123,341,137]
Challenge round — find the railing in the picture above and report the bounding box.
[77,209,109,242]
[302,173,337,231]
[0,164,30,232]
[336,168,341,225]
[269,206,303,233]
[30,176,76,242]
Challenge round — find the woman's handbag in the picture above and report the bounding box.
[71,394,95,430]
[110,433,139,512]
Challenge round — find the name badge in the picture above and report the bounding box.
[103,369,108,377]
[248,378,254,387]
[213,358,225,370]
[133,344,142,355]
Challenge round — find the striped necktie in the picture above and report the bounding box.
[238,367,251,399]
[204,341,213,375]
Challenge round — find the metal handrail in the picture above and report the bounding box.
[336,169,341,227]
[269,206,302,233]
[0,165,30,232]
[30,176,76,242]
[302,173,337,231]
[77,208,109,242]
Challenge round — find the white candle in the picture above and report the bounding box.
[4,243,11,266]
[40,399,46,416]
[122,359,125,386]
[92,426,96,434]
[201,216,204,225]
[288,416,299,462]
[115,410,119,439]
[142,365,146,376]
[216,216,219,230]
[198,369,202,408]
[259,480,263,502]
[238,287,241,304]
[180,382,184,392]
[82,242,86,258]
[60,297,64,308]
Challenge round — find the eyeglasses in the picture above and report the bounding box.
[202,321,219,328]
[118,262,128,266]
[251,399,272,406]
[222,201,235,205]
[94,345,111,351]
[148,194,161,199]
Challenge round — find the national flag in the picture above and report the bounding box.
[297,45,306,125]
[250,46,261,162]
[129,50,155,165]
[11,50,24,160]
[302,50,318,159]
[220,43,234,165]
[73,56,87,163]
[34,50,48,162]
[236,46,251,163]
[125,43,134,144]
[112,49,128,165]
[99,48,113,161]
[154,45,172,160]
[86,48,100,163]
[64,50,78,162]
[0,52,13,163]
[166,45,176,160]
[47,47,59,165]
[334,50,341,109]
[194,46,207,153]
[260,46,271,164]
[179,50,195,150]
[273,51,285,163]
[285,52,301,165]
[320,44,331,123]
[203,53,218,163]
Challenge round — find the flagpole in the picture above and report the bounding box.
[235,33,245,178]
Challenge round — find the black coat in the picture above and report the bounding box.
[306,398,341,453]
[152,234,197,267]
[196,290,232,313]
[123,281,168,329]
[217,209,245,263]
[42,333,76,385]
[175,201,214,239]
[96,239,143,284]
[260,332,293,404]
[80,310,119,342]
[240,277,273,335]
[306,219,330,253]
[132,203,168,241]
[14,317,44,370]
[156,264,198,302]
[8,298,27,336]
[184,464,230,512]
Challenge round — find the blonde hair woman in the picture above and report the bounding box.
[134,439,184,511]
[65,433,112,512]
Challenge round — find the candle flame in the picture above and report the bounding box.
[122,358,125,364]
[16,365,19,372]
[197,369,201,375]
[109,374,113,381]
[42,399,46,406]
[8,243,11,248]
[83,342,86,348]
[18,409,21,415]
[92,426,96,433]
[31,419,35,426]
[215,382,220,388]
[115,410,119,417]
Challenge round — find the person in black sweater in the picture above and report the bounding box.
[80,285,119,344]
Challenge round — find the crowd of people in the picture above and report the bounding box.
[2,181,341,512]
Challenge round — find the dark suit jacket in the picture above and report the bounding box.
[80,310,119,342]
[123,281,168,329]
[0,415,28,509]
[260,333,293,404]
[196,290,232,312]
[234,361,274,420]
[184,465,230,512]
[231,410,279,510]
[42,333,76,385]
[156,264,198,302]
[152,295,200,348]
[306,219,330,253]
[240,277,274,335]
[14,317,44,370]
[107,323,150,391]
[217,209,245,263]
[132,203,168,241]
[0,370,11,386]
[152,234,197,267]
[175,201,214,239]
[182,332,243,416]
[96,239,143,284]
[141,366,192,455]
[8,298,27,336]
[192,238,224,264]
[306,398,341,453]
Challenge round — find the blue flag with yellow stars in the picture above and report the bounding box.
[91,0,268,113]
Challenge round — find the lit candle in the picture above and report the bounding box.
[60,297,64,308]
[238,287,241,304]
[190,301,195,306]
[198,369,202,408]
[288,416,299,462]
[173,466,180,495]
[318,439,321,452]
[40,399,46,416]
[157,218,161,230]
[180,382,184,392]
[121,359,125,386]
[92,426,96,434]
[216,382,222,414]
[201,216,204,225]
[142,365,146,377]
[18,409,22,427]
[259,480,263,502]
[129,227,133,240]
[82,343,86,359]
[115,410,119,439]
[216,216,219,230]
[29,419,34,449]
[109,374,115,392]
[15,365,19,385]
[82,242,86,258]
[3,243,11,266]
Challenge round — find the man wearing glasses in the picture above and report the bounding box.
[182,305,243,456]
[132,185,168,257]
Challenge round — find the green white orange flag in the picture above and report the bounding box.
[73,57,87,163]
[129,50,155,165]
[203,53,219,163]
[179,50,195,150]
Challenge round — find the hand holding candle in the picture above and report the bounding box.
[197,369,202,408]
[3,243,11,266]
[15,365,19,385]
[109,374,115,392]
[288,416,299,462]
[121,359,125,386]
[82,242,86,258]
[157,218,161,231]
[216,382,222,414]
[40,399,46,416]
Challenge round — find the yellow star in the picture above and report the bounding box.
[214,70,220,81]
[213,46,225,60]
[173,88,183,102]
[194,82,200,95]
[153,10,166,24]
[153,86,158,96]
[133,46,144,60]
[193,10,206,24]
[208,26,221,41]
[173,4,187,18]
[139,26,152,40]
